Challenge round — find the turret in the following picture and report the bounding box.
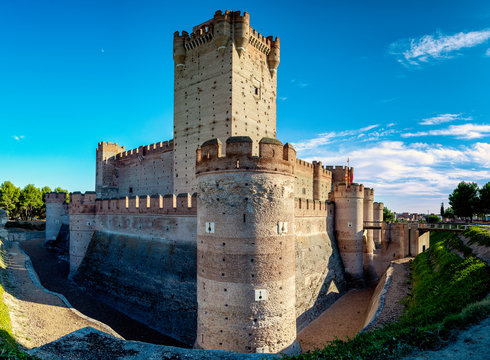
[267,36,280,75]
[45,192,68,244]
[69,191,97,277]
[333,183,365,286]
[363,188,377,283]
[373,202,384,247]
[233,11,250,55]
[195,136,300,354]
[173,31,187,67]
[213,10,232,50]
[96,142,125,198]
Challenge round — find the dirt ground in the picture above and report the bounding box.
[2,241,120,349]
[297,287,375,352]
[368,258,412,329]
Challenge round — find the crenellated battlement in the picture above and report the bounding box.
[195,136,296,175]
[106,140,173,163]
[325,165,354,186]
[69,191,97,214]
[373,202,384,210]
[95,193,197,215]
[333,183,364,197]
[173,10,279,71]
[45,192,68,203]
[294,197,331,217]
[364,187,374,200]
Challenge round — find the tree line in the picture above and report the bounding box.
[446,181,490,221]
[0,181,69,220]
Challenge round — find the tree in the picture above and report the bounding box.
[444,207,455,219]
[478,182,490,216]
[440,202,444,217]
[18,185,43,220]
[448,182,479,222]
[0,181,20,217]
[427,214,441,223]
[383,206,395,222]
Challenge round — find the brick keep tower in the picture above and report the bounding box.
[173,10,280,194]
[195,136,300,354]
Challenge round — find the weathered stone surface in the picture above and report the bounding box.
[73,231,197,345]
[0,209,8,239]
[28,327,278,360]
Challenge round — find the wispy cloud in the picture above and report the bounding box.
[292,124,379,151]
[278,96,288,101]
[402,123,490,139]
[390,29,490,66]
[486,48,490,57]
[13,135,24,141]
[419,113,471,125]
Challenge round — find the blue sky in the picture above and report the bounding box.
[0,0,489,213]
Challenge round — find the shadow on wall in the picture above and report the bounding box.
[295,232,348,331]
[72,231,197,346]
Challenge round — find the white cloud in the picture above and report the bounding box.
[390,29,490,66]
[292,124,379,151]
[298,140,490,212]
[387,123,396,127]
[278,96,288,101]
[419,113,471,125]
[486,48,490,56]
[13,135,24,141]
[402,123,490,139]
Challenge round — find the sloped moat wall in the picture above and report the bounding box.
[295,216,347,330]
[73,230,197,345]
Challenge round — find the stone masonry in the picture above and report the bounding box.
[45,9,429,355]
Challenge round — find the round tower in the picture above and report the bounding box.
[363,188,377,283]
[333,183,365,285]
[195,136,300,354]
[373,202,384,248]
[45,192,67,244]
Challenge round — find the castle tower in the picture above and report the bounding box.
[173,10,280,194]
[333,183,365,285]
[95,142,125,198]
[373,202,384,247]
[363,188,377,283]
[195,136,300,354]
[69,192,96,276]
[45,192,68,243]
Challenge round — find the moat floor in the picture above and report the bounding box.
[3,241,120,349]
[19,237,188,347]
[298,287,375,352]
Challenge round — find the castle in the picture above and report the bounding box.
[45,10,429,354]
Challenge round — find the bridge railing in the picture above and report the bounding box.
[363,221,470,231]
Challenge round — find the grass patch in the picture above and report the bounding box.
[464,226,490,247]
[0,237,38,359]
[286,231,490,360]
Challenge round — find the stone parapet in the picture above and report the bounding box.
[196,136,296,176]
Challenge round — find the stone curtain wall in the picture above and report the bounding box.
[73,229,197,345]
[294,200,347,330]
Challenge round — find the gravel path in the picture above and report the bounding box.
[297,288,375,352]
[401,317,490,360]
[3,241,120,349]
[366,258,412,330]
[19,237,188,347]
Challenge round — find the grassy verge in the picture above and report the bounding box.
[286,231,490,360]
[0,237,37,359]
[464,226,490,247]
